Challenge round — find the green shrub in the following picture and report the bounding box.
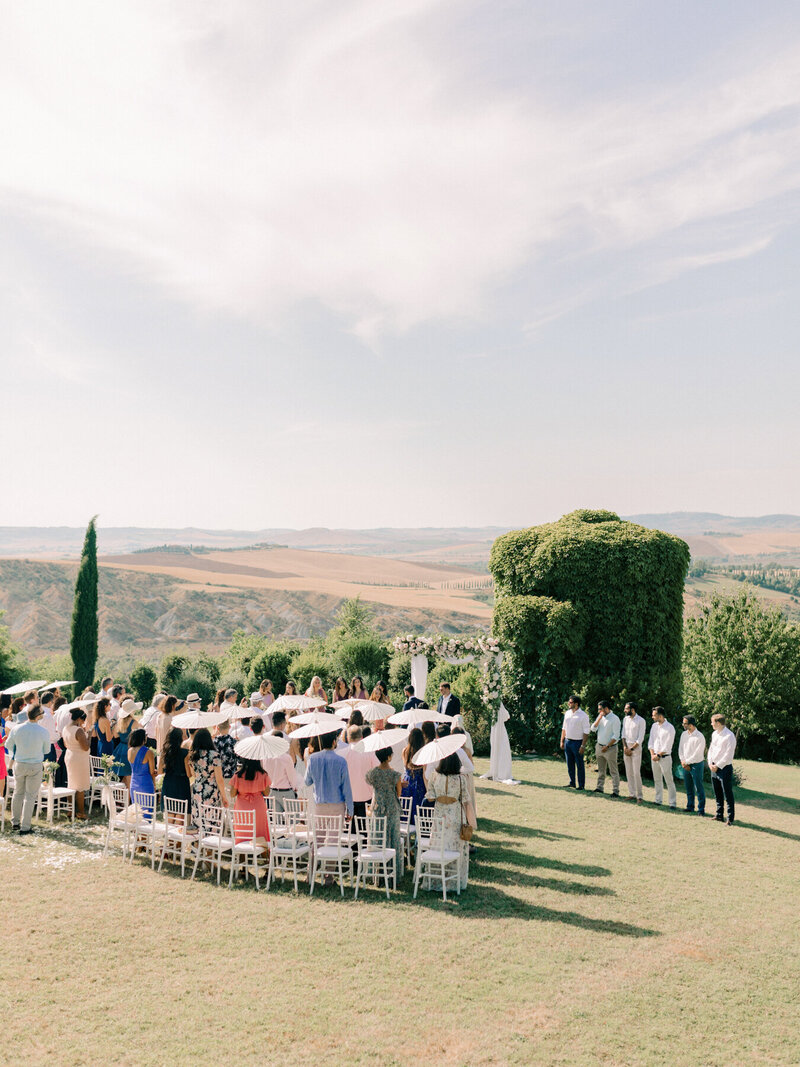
[129,663,158,706]
[158,653,191,693]
[173,672,215,708]
[288,644,334,695]
[424,661,490,756]
[245,641,300,696]
[331,635,389,689]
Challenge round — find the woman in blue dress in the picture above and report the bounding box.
[112,700,139,790]
[94,698,115,759]
[128,728,156,818]
[401,728,428,825]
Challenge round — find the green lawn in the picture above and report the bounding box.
[2,757,798,1066]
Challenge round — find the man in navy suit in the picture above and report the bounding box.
[436,682,461,719]
[402,685,424,711]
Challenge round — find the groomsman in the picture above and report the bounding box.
[560,695,590,789]
[708,714,737,825]
[436,683,461,719]
[679,715,706,815]
[621,701,646,802]
[648,707,676,808]
[591,700,621,796]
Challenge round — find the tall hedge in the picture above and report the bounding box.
[490,509,689,750]
[70,517,99,690]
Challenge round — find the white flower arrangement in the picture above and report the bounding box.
[393,631,505,722]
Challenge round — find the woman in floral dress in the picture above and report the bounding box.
[188,728,228,820]
[424,752,469,890]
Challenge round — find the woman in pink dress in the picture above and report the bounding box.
[350,677,368,701]
[258,680,274,708]
[230,758,270,845]
[63,708,92,820]
[305,676,327,705]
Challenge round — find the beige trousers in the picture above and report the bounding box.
[595,744,620,793]
[623,746,643,799]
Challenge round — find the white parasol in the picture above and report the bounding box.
[1,680,48,695]
[172,709,229,730]
[234,733,291,760]
[290,715,345,739]
[58,698,100,712]
[349,699,393,722]
[289,709,346,726]
[412,734,466,766]
[228,705,264,721]
[387,708,451,726]
[268,694,327,714]
[39,680,78,691]
[351,729,408,754]
[330,698,364,712]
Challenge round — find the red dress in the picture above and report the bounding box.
[232,771,270,842]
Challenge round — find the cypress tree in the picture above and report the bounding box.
[71,516,99,689]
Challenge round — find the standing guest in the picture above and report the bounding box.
[340,726,378,821]
[263,731,300,813]
[10,697,25,723]
[271,710,289,738]
[331,677,350,704]
[112,699,141,791]
[401,728,428,823]
[230,715,253,742]
[99,677,114,700]
[340,708,364,743]
[350,676,368,701]
[365,747,404,877]
[304,730,353,819]
[8,704,51,834]
[109,684,126,722]
[591,700,621,796]
[213,719,238,781]
[708,714,737,826]
[39,691,59,761]
[560,695,590,790]
[128,728,156,816]
[403,685,424,712]
[212,687,227,712]
[285,680,298,696]
[230,757,270,846]
[297,735,321,814]
[188,728,227,817]
[621,702,646,803]
[369,682,392,730]
[436,682,461,719]
[679,715,707,816]
[258,679,274,708]
[0,696,9,801]
[424,752,471,890]
[185,692,202,711]
[305,675,328,705]
[21,690,40,721]
[159,727,193,818]
[219,689,239,720]
[141,694,165,748]
[53,696,71,787]
[94,698,115,759]
[155,696,178,755]
[63,708,92,821]
[648,707,677,809]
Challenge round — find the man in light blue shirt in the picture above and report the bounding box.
[591,700,621,797]
[304,731,353,818]
[8,704,51,834]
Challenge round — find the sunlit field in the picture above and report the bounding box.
[3,757,798,1066]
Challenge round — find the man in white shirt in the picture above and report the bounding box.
[340,726,377,820]
[621,701,646,802]
[708,713,737,825]
[679,715,706,815]
[648,706,677,808]
[141,693,166,748]
[39,691,59,759]
[560,695,590,790]
[99,677,114,700]
[590,700,621,796]
[108,684,126,723]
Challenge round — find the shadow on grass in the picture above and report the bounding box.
[480,817,581,842]
[486,844,611,878]
[479,864,615,897]
[736,788,800,816]
[732,819,800,842]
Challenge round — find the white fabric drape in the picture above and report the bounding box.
[489,701,515,783]
[410,654,428,703]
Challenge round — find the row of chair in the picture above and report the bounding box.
[102,785,463,900]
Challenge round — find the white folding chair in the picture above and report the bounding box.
[130,790,161,868]
[158,797,196,877]
[399,795,413,865]
[229,808,268,890]
[309,813,352,897]
[413,814,462,902]
[88,756,106,816]
[191,804,235,885]
[284,796,312,843]
[103,783,132,858]
[36,781,76,826]
[266,809,311,892]
[353,815,396,900]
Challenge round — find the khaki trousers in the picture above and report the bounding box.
[623,746,643,799]
[651,757,677,806]
[595,745,620,793]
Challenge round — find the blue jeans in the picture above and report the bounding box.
[684,761,705,812]
[564,738,585,788]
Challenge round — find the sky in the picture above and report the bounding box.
[2,0,799,529]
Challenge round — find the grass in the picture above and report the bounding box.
[2,756,798,1066]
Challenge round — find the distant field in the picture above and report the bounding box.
[684,572,800,620]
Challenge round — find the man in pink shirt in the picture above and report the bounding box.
[340,726,378,821]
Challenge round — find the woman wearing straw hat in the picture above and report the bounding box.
[112,698,142,791]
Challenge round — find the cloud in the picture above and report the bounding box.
[1,0,800,341]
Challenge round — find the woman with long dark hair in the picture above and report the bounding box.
[159,726,192,819]
[424,751,470,890]
[94,698,115,759]
[64,708,92,820]
[401,727,428,823]
[188,728,227,816]
[230,755,270,845]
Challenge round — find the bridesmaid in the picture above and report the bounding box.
[331,677,349,704]
[94,698,115,760]
[350,676,368,701]
[128,728,157,818]
[305,676,327,705]
[63,708,92,820]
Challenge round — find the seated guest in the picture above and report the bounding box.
[340,726,378,820]
[230,757,270,846]
[128,727,157,817]
[63,708,92,820]
[213,719,238,781]
[159,727,192,821]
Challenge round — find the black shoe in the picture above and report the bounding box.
[611,793,619,798]
[714,815,724,822]
[698,811,706,817]
[593,788,604,794]
[576,786,585,791]
[565,783,576,788]
[468,844,477,855]
[11,824,20,832]
[725,819,734,826]
[19,829,33,836]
